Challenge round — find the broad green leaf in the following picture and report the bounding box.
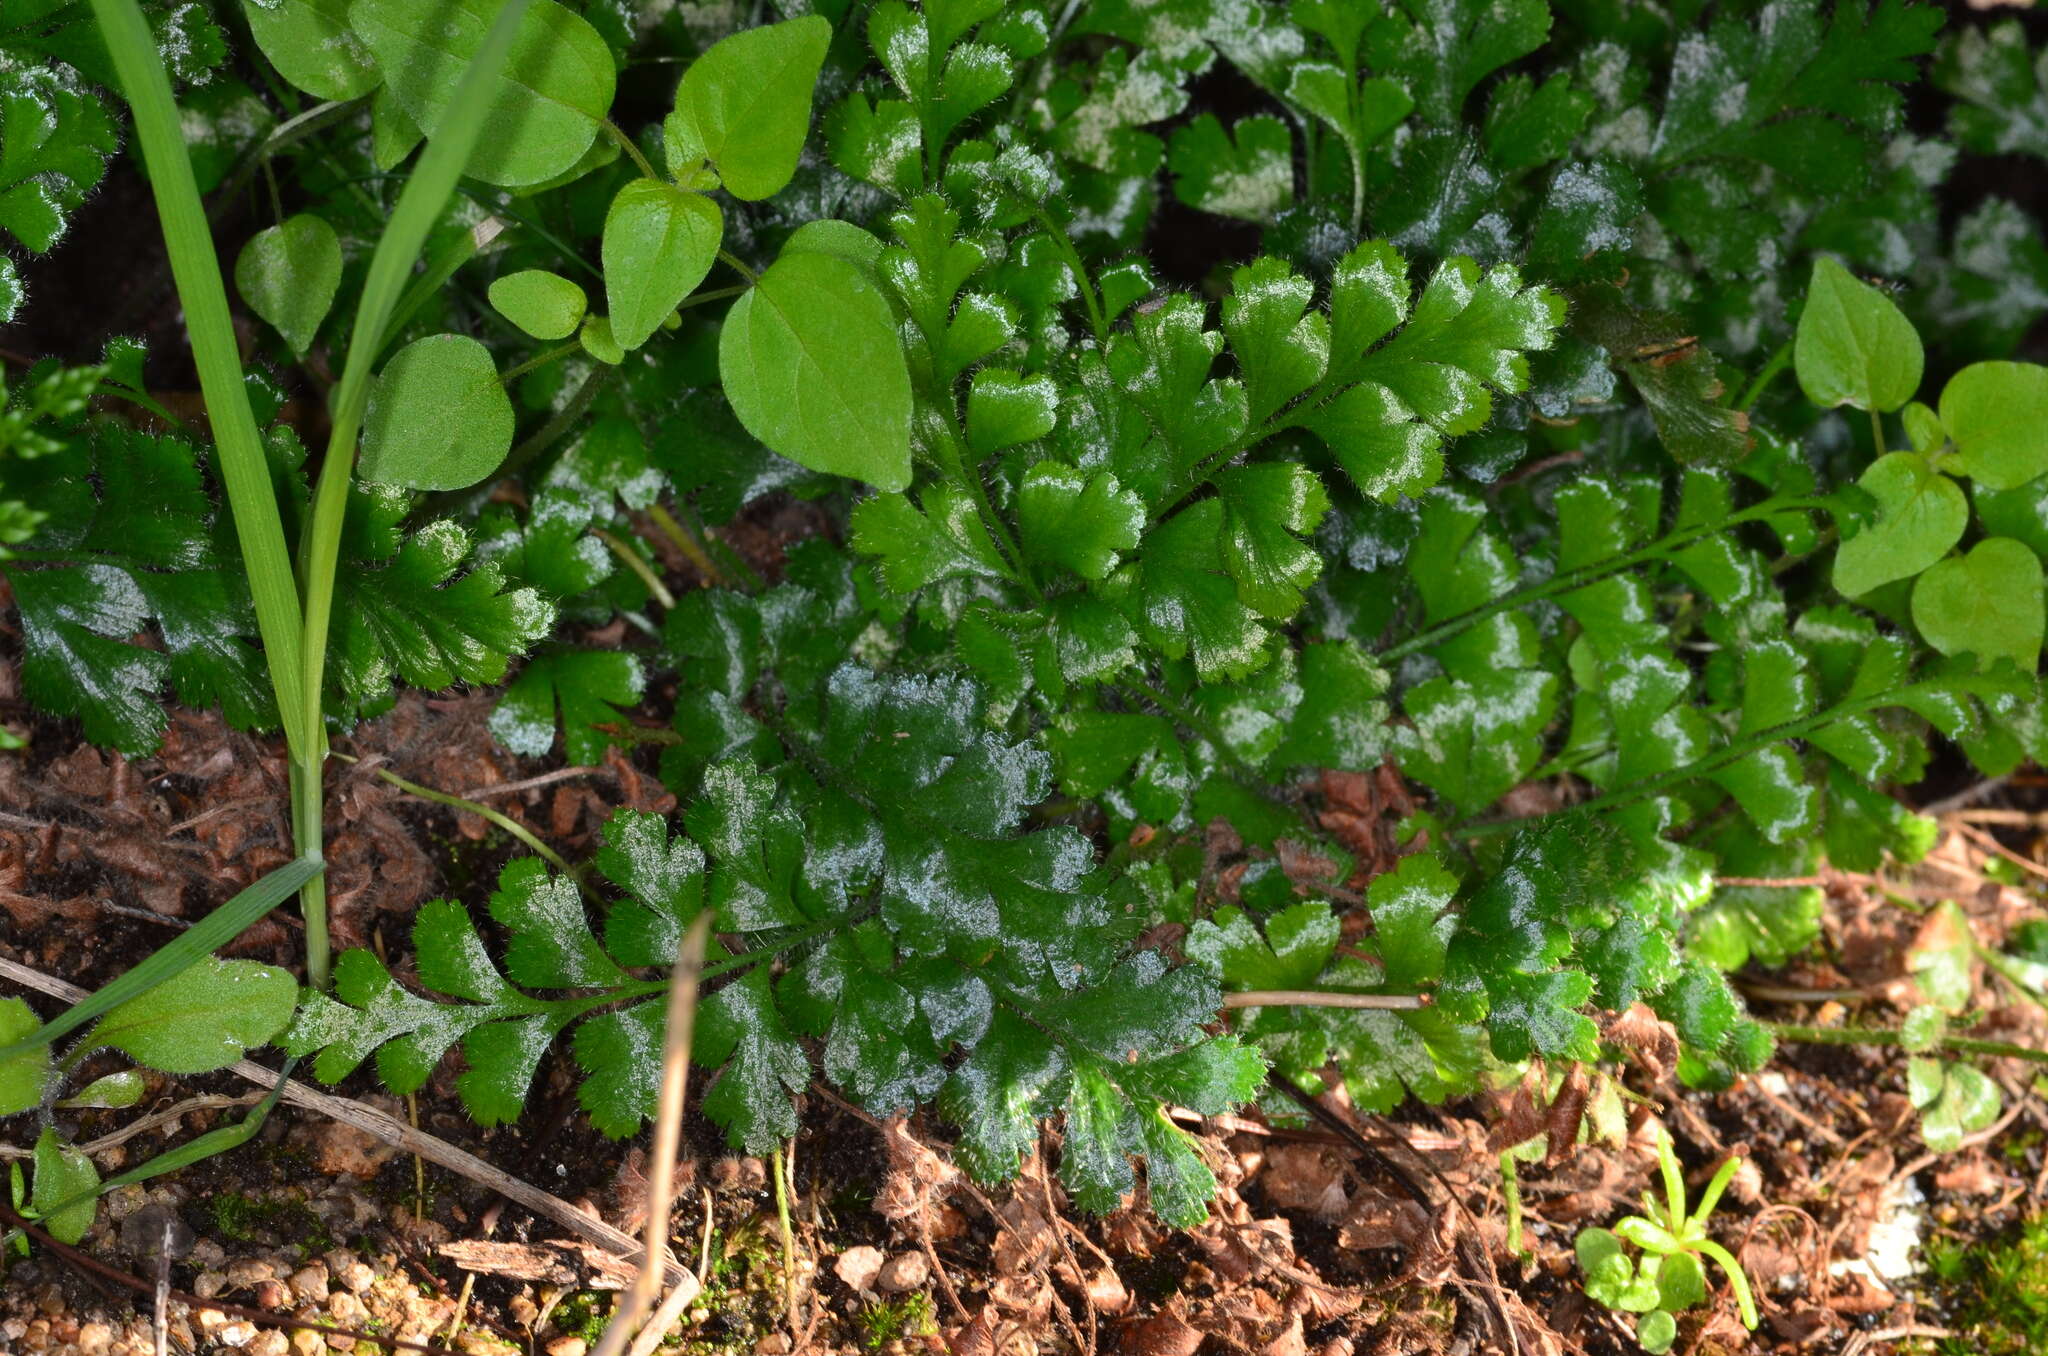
[89,957,297,1074]
[1833,453,1968,597]
[1794,256,1923,413]
[488,269,586,340]
[234,214,342,354]
[1911,537,2044,674]
[602,180,722,351]
[1940,361,2048,491]
[242,0,379,101]
[31,1129,98,1244]
[358,333,516,491]
[719,251,913,491]
[350,0,615,187]
[0,997,47,1115]
[665,15,831,200]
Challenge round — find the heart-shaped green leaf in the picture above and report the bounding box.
[1833,452,1968,597]
[1940,360,2048,490]
[1795,256,1922,413]
[234,214,342,354]
[359,333,516,491]
[665,15,831,200]
[719,250,913,490]
[602,179,722,350]
[1911,537,2044,674]
[350,0,615,187]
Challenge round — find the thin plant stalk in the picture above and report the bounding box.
[591,909,714,1356]
[293,0,534,988]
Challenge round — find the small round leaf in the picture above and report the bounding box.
[234,214,342,354]
[489,269,588,340]
[1833,453,1968,598]
[360,333,516,491]
[89,958,298,1075]
[1910,537,2044,674]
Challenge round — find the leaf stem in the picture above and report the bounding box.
[718,249,760,285]
[1455,680,1939,838]
[594,527,677,608]
[1735,342,1792,413]
[1767,1020,2048,1066]
[1382,495,1832,663]
[1870,407,1887,457]
[500,339,585,386]
[646,502,730,589]
[1031,208,1107,346]
[1221,990,1430,1010]
[600,117,662,182]
[332,752,577,879]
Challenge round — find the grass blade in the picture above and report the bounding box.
[0,855,322,1062]
[293,0,535,992]
[86,0,310,758]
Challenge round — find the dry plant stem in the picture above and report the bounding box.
[0,1093,262,1160]
[0,955,693,1290]
[772,1139,800,1333]
[1950,819,2048,883]
[462,765,605,800]
[625,1280,699,1356]
[1222,990,1430,1010]
[591,909,714,1356]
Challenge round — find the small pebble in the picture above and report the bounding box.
[228,1259,276,1288]
[544,1338,587,1356]
[291,1266,331,1305]
[832,1245,885,1292]
[875,1251,929,1294]
[218,1321,258,1348]
[340,1262,375,1296]
[250,1330,291,1356]
[192,1272,228,1301]
[291,1328,327,1356]
[754,1335,792,1355]
[255,1280,292,1310]
[328,1291,368,1327]
[77,1322,112,1356]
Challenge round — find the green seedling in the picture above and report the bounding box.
[1577,1131,1758,1353]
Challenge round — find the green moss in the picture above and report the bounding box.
[208,1191,333,1253]
[1926,1212,2048,1356]
[855,1293,936,1351]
